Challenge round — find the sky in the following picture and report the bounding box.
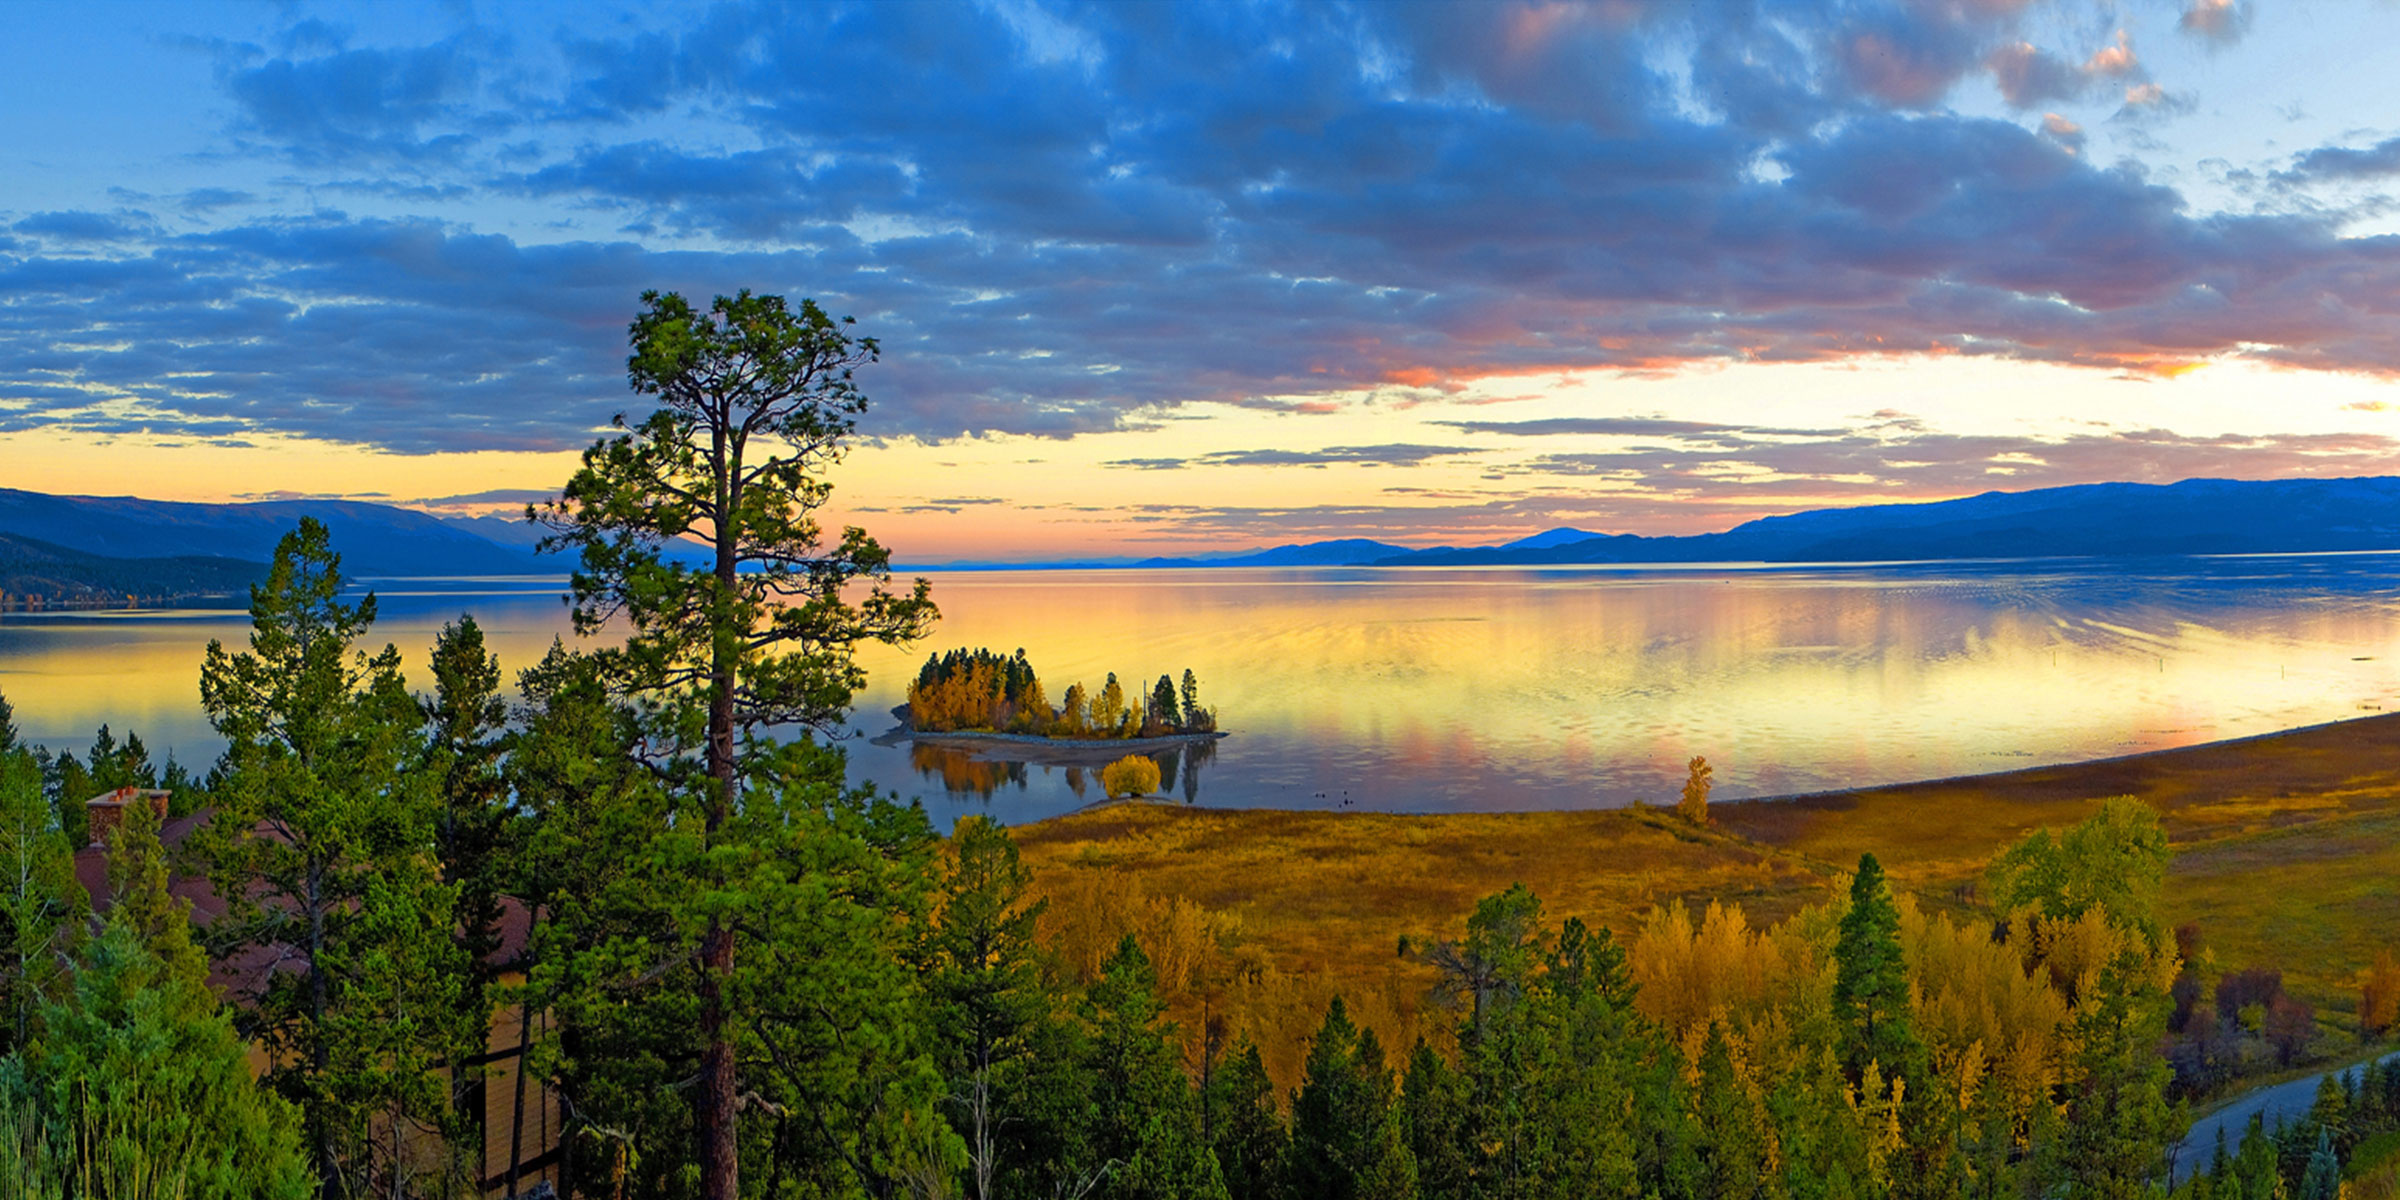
[4,0,2400,562]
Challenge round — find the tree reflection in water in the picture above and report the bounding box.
[904,739,1218,806]
[908,743,1028,799]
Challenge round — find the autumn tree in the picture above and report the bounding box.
[1103,755,1163,799]
[1676,755,1712,825]
[2363,949,2400,1036]
[535,289,937,1200]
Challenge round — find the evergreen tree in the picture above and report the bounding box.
[535,288,937,1200]
[1180,670,1202,730]
[195,518,472,1198]
[1151,676,1179,730]
[1207,1039,1289,1200]
[1399,1041,1471,1200]
[0,749,84,1053]
[1833,853,1923,1084]
[2297,1127,2338,1200]
[11,795,313,1200]
[509,642,684,1199]
[420,615,512,1184]
[1288,997,1399,1200]
[43,750,90,851]
[2052,950,2182,1200]
[0,688,13,752]
[931,814,1051,1200]
[1081,935,1227,1200]
[1690,1023,1767,1199]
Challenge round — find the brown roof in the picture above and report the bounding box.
[74,808,534,999]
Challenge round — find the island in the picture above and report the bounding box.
[890,646,1226,749]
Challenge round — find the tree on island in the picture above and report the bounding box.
[535,289,938,1200]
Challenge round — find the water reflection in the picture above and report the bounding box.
[8,560,2400,828]
[899,737,1219,809]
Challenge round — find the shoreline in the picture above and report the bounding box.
[873,726,1229,766]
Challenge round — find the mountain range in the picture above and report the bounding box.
[9,476,2400,602]
[914,476,2400,570]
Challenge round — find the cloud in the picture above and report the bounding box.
[218,28,501,164]
[410,488,558,506]
[2283,135,2400,183]
[1106,444,1480,470]
[4,1,2399,456]
[1986,42,2087,108]
[2040,113,2086,155]
[11,211,157,242]
[2179,0,2250,44]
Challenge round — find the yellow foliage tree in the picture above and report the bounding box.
[1099,754,1161,798]
[2364,949,2400,1036]
[1677,755,1713,825]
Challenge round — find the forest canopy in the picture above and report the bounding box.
[905,647,1218,739]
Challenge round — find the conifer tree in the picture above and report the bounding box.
[10,794,314,1200]
[1080,935,1227,1200]
[1833,853,1922,1083]
[420,615,512,1177]
[535,289,936,1200]
[1206,1038,1289,1200]
[196,518,470,1197]
[0,748,84,1053]
[1288,997,1399,1200]
[1399,1041,1471,1200]
[1151,676,1179,730]
[2298,1127,2338,1200]
[933,814,1050,1200]
[2052,949,2182,1200]
[0,688,13,752]
[1180,670,1202,730]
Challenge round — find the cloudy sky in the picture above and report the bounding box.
[5,0,2399,560]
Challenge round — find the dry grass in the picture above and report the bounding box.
[1012,713,2400,1087]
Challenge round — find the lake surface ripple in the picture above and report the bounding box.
[5,558,2400,827]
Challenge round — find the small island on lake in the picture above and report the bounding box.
[892,646,1226,749]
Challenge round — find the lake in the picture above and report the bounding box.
[7,557,2400,827]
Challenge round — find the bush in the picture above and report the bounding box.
[1100,755,1161,799]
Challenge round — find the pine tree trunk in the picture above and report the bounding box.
[699,503,741,1200]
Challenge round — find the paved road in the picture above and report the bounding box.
[2169,1049,2400,1184]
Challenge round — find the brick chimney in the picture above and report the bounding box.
[84,787,170,849]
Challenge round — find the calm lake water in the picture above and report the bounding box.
[8,558,2400,826]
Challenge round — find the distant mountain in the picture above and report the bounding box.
[438,512,718,568]
[1130,538,1424,569]
[0,532,259,604]
[0,488,540,577]
[1390,477,2400,565]
[1499,527,1606,550]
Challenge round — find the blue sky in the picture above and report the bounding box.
[4,0,2400,558]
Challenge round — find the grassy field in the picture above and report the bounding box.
[1013,712,2400,1084]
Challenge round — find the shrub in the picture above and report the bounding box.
[1100,755,1162,799]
